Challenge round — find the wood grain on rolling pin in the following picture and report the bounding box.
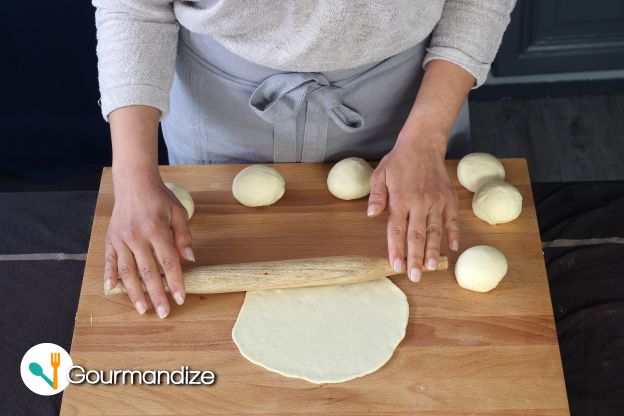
[105,255,449,295]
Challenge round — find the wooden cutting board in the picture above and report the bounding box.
[60,159,569,415]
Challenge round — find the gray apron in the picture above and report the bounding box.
[162,27,470,165]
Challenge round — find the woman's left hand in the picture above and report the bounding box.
[367,129,459,282]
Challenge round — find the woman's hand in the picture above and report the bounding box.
[368,59,474,282]
[104,168,194,318]
[367,129,459,282]
[104,105,193,317]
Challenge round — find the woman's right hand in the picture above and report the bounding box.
[104,169,194,318]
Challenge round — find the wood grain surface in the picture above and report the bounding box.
[60,159,569,415]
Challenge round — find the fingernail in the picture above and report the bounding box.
[426,258,437,271]
[185,247,195,262]
[156,305,168,319]
[367,205,376,217]
[451,240,459,251]
[104,278,112,292]
[393,258,404,273]
[135,301,146,315]
[174,292,185,306]
[409,268,422,282]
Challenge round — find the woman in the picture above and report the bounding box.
[94,0,516,318]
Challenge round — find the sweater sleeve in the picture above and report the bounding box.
[423,0,516,88]
[92,0,179,121]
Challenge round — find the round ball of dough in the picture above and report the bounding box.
[232,165,285,207]
[165,182,194,219]
[327,157,374,200]
[455,245,508,292]
[457,153,505,192]
[472,180,522,225]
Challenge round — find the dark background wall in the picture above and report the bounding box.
[0,3,111,182]
[473,0,624,100]
[497,0,624,76]
[1,0,623,182]
[0,2,167,183]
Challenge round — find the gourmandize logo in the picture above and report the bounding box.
[20,343,73,396]
[29,352,61,390]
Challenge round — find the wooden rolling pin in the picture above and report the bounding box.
[105,255,448,296]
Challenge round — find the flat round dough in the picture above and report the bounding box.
[232,278,408,384]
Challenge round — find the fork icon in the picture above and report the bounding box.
[51,352,61,390]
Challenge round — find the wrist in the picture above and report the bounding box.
[396,126,448,157]
[112,161,162,192]
[109,105,161,187]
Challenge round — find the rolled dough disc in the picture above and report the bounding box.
[232,278,409,384]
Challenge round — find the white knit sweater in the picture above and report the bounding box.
[93,0,516,120]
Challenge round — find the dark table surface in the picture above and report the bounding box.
[1,181,623,416]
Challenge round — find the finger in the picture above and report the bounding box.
[407,204,427,282]
[115,243,148,315]
[170,205,194,262]
[444,194,460,251]
[367,170,388,217]
[151,236,185,306]
[424,208,444,272]
[387,204,408,274]
[129,242,170,319]
[104,239,118,292]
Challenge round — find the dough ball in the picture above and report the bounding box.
[232,165,285,207]
[164,182,194,219]
[457,152,505,192]
[327,157,374,200]
[455,245,508,292]
[472,180,523,225]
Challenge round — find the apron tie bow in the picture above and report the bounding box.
[249,73,364,133]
